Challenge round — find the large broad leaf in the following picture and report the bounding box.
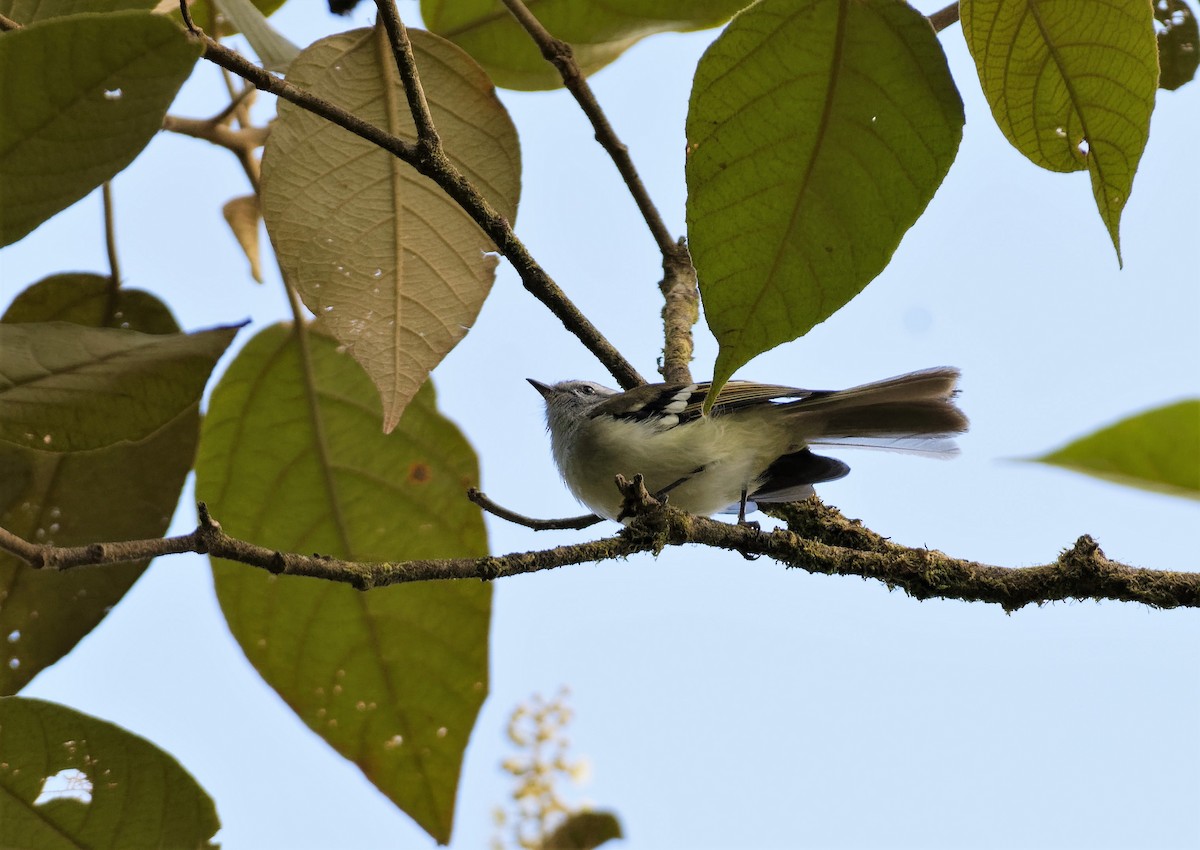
[960,0,1158,263]
[261,26,520,434]
[0,275,199,695]
[194,323,491,844]
[0,0,158,21]
[1031,400,1200,499]
[0,697,219,849]
[0,11,201,246]
[1156,0,1199,91]
[686,0,964,404]
[422,0,747,91]
[0,320,238,452]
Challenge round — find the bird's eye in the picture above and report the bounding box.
[577,385,596,396]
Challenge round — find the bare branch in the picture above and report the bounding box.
[497,0,675,257]
[498,0,698,383]
[659,238,699,383]
[163,114,269,151]
[3,501,1195,612]
[468,488,603,531]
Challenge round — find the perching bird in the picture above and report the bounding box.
[529,368,967,522]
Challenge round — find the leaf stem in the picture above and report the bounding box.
[101,182,121,324]
[929,2,960,32]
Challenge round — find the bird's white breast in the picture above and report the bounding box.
[554,409,794,521]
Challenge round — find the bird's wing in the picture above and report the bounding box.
[593,381,823,427]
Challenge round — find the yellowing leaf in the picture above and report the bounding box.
[686,0,964,403]
[422,0,746,91]
[960,0,1158,263]
[0,11,200,246]
[0,277,196,700]
[261,25,520,434]
[222,194,264,283]
[0,321,239,452]
[194,324,490,845]
[1032,400,1200,499]
[0,697,219,849]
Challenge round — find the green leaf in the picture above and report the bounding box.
[261,26,521,433]
[0,275,198,695]
[194,323,491,845]
[0,11,201,246]
[1,272,178,331]
[0,697,220,849]
[1031,400,1200,499]
[960,0,1158,263]
[543,810,624,850]
[213,0,300,72]
[686,0,964,403]
[0,0,159,22]
[0,320,239,452]
[422,0,747,91]
[1156,0,1199,91]
[181,0,287,35]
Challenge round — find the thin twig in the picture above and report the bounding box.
[0,12,20,30]
[497,0,675,257]
[183,8,643,389]
[162,114,269,150]
[100,182,121,324]
[2,500,1196,611]
[929,2,960,32]
[162,114,267,191]
[468,488,603,531]
[498,0,698,383]
[373,0,440,149]
[212,82,257,126]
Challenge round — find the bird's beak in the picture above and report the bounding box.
[526,379,553,399]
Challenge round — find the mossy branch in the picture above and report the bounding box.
[1,499,1193,613]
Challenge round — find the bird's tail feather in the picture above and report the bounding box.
[786,368,968,440]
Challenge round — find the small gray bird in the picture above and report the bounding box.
[529,368,968,522]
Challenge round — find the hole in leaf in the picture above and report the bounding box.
[34,769,93,806]
[103,88,122,101]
